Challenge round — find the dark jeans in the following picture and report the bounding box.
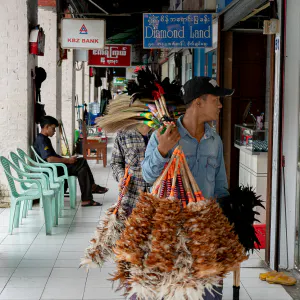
[57,158,95,201]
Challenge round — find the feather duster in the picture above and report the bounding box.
[80,171,131,269]
[217,186,265,252]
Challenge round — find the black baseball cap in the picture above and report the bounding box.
[181,77,234,105]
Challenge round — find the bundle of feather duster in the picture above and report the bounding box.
[112,146,249,300]
[80,168,131,269]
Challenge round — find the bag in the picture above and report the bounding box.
[35,67,47,124]
[35,102,46,124]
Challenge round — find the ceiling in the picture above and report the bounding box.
[65,0,170,42]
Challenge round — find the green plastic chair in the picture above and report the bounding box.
[0,156,55,235]
[30,146,77,210]
[16,150,62,221]
[11,152,60,226]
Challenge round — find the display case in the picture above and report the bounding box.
[234,124,268,153]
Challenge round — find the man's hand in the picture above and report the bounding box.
[68,156,77,164]
[157,124,180,157]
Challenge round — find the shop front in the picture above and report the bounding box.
[181,50,193,84]
[217,0,277,266]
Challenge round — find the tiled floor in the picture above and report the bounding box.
[0,136,295,299]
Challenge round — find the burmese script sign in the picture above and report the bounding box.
[143,13,212,48]
[88,45,131,67]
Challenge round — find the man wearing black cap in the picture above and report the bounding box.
[142,76,234,299]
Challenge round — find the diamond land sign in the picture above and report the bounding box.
[61,19,106,49]
[143,13,212,48]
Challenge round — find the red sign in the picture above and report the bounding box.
[88,44,131,67]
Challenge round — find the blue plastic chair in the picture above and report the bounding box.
[11,152,60,226]
[0,156,55,235]
[30,146,77,210]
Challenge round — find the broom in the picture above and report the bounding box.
[80,168,131,269]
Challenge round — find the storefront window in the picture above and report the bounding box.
[185,54,193,83]
[168,55,175,82]
[205,50,217,79]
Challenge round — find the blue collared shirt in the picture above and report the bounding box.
[142,116,229,199]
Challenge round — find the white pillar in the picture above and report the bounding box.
[90,76,95,103]
[61,50,75,155]
[83,62,90,104]
[75,62,84,129]
[0,0,38,204]
[38,3,62,151]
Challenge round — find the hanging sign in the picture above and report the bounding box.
[61,19,106,49]
[88,45,131,67]
[113,77,126,85]
[143,13,213,49]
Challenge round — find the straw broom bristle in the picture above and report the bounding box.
[96,119,152,133]
[101,112,147,123]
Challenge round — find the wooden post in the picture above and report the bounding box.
[233,265,241,300]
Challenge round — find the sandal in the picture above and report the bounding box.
[81,200,102,207]
[266,273,297,286]
[259,270,278,281]
[92,184,109,194]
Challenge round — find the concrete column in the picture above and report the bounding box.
[75,63,84,129]
[90,76,95,103]
[0,0,38,204]
[38,0,62,151]
[83,62,90,104]
[61,50,75,155]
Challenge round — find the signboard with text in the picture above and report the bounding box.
[143,13,212,49]
[88,45,131,67]
[61,19,106,49]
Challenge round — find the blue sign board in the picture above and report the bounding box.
[216,0,234,13]
[143,13,213,49]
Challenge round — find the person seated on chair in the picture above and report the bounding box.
[33,116,108,207]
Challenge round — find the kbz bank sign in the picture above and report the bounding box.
[143,13,212,48]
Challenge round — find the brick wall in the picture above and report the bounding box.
[0,0,38,203]
[37,5,62,151]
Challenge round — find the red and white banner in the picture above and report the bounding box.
[88,45,131,67]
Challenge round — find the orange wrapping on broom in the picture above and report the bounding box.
[113,174,131,215]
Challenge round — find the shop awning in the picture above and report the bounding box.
[106,28,138,44]
[220,0,269,31]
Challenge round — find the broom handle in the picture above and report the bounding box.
[152,148,179,194]
[160,94,170,118]
[159,98,167,117]
[158,171,168,198]
[170,154,180,198]
[155,100,163,119]
[179,157,195,203]
[180,152,205,202]
[113,174,131,215]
